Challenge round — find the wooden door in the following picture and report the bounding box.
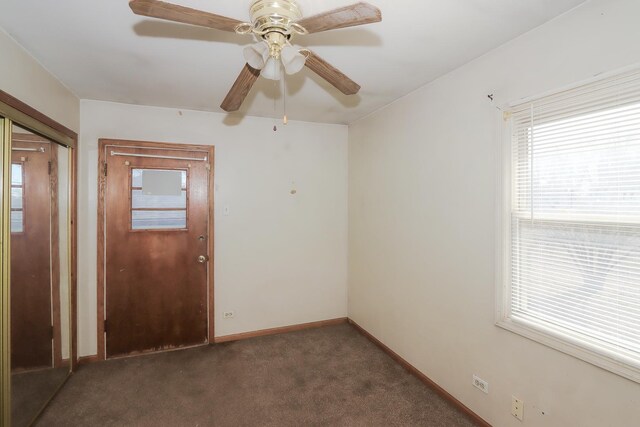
[10,136,53,370]
[103,142,212,358]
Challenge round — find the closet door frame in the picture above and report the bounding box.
[0,90,78,427]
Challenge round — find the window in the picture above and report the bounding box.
[11,163,24,233]
[499,69,640,382]
[130,169,187,230]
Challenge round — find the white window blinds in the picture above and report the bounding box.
[507,69,640,378]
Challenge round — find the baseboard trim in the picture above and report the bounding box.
[75,319,349,364]
[214,317,349,343]
[348,319,491,427]
[77,355,100,366]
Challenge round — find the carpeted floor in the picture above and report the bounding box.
[12,367,69,427]
[37,324,476,426]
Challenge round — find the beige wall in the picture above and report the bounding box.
[348,0,640,426]
[1,28,78,360]
[0,29,79,132]
[78,100,348,357]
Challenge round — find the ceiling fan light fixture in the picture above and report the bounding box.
[243,41,270,70]
[127,0,383,112]
[261,57,283,81]
[281,45,306,75]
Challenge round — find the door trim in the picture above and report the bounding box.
[96,139,215,360]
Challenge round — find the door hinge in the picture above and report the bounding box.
[104,319,108,334]
[103,162,108,177]
[48,161,52,175]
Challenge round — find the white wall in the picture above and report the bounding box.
[348,0,640,426]
[78,100,348,357]
[0,28,79,132]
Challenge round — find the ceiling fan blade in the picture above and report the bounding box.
[129,0,243,32]
[297,2,382,34]
[304,50,360,95]
[220,64,261,112]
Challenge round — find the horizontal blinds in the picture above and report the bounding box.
[509,69,640,368]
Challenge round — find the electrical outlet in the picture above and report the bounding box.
[223,311,234,319]
[472,375,489,394]
[512,396,524,421]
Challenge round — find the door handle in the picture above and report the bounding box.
[197,255,209,264]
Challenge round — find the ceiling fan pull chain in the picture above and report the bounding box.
[283,75,288,125]
[273,79,278,132]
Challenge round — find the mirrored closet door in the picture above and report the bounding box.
[0,95,77,427]
[10,124,71,426]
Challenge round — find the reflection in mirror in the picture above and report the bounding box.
[10,124,71,426]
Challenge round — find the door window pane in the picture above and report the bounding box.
[132,169,187,189]
[11,211,23,233]
[11,163,23,185]
[11,163,25,233]
[131,169,188,230]
[142,170,183,196]
[132,210,187,230]
[11,187,23,209]
[132,190,187,209]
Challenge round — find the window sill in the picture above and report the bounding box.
[495,317,640,384]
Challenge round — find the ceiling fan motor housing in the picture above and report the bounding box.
[250,0,303,36]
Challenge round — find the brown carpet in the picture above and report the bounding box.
[37,324,476,426]
[12,367,69,427]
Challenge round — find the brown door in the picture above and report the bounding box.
[103,142,211,358]
[10,135,53,370]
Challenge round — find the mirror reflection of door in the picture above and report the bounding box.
[10,125,71,427]
[10,131,54,370]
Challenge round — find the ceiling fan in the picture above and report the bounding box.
[129,0,382,112]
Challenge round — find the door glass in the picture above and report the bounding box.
[141,169,182,196]
[131,169,187,230]
[132,210,187,229]
[10,124,71,427]
[11,164,24,233]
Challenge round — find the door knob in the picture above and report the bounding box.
[197,255,209,263]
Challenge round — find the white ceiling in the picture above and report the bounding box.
[0,0,585,125]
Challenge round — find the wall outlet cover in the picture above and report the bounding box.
[472,375,489,394]
[512,396,524,421]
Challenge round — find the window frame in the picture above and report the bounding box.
[128,167,190,232]
[495,69,640,385]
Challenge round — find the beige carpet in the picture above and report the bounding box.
[37,324,477,426]
[12,367,69,427]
